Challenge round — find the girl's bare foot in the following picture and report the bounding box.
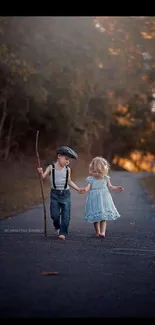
[94,222,100,237]
[58,234,66,240]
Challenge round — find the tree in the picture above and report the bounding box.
[0,16,155,165]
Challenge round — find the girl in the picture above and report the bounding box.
[82,157,124,237]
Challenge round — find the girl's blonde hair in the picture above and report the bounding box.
[89,156,110,178]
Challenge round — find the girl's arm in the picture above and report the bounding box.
[37,166,50,180]
[81,176,93,193]
[107,179,124,192]
[83,183,91,193]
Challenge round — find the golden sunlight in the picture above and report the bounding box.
[113,151,155,172]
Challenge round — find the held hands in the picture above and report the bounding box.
[78,187,86,194]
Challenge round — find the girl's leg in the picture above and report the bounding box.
[94,222,100,236]
[100,221,106,237]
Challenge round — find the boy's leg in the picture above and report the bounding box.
[93,222,100,236]
[50,192,61,232]
[59,194,71,239]
[100,220,106,237]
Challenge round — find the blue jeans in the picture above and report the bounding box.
[50,189,71,236]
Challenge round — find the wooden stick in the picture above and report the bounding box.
[35,130,47,237]
[40,271,59,276]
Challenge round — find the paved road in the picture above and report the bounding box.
[0,171,155,318]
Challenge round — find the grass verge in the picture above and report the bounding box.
[0,157,89,219]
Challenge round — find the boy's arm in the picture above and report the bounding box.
[68,167,80,192]
[38,166,50,180]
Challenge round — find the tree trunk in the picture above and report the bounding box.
[0,99,7,140]
[26,97,29,113]
[4,116,14,161]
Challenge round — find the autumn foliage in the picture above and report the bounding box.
[0,17,155,169]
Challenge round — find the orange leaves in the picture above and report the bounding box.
[141,32,153,39]
[151,32,155,38]
[115,116,133,126]
[98,63,104,69]
[115,104,133,126]
[117,104,128,113]
[136,49,142,55]
[108,48,120,56]
[141,75,148,82]
[113,152,155,172]
[114,157,138,172]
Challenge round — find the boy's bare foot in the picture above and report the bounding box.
[100,233,105,238]
[58,234,66,240]
[55,229,60,236]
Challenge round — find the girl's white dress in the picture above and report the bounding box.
[84,175,120,223]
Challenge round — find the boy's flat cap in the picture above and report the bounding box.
[56,146,78,159]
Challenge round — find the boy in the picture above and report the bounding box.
[37,146,83,240]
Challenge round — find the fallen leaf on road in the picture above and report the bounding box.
[40,271,59,276]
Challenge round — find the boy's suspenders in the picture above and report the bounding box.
[64,166,69,189]
[52,164,56,189]
[51,164,69,190]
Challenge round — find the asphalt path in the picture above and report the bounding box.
[0,171,155,318]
